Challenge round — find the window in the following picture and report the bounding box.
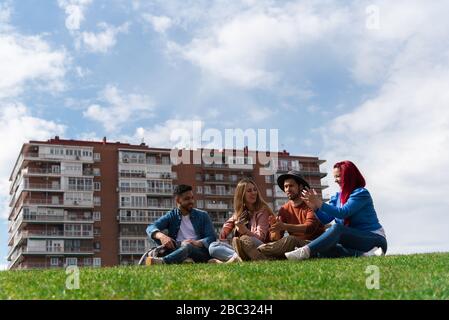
[265,175,273,183]
[171,172,177,179]
[230,175,238,182]
[93,168,101,176]
[94,182,101,191]
[66,258,77,266]
[291,160,301,170]
[94,242,101,251]
[94,196,101,206]
[94,227,101,236]
[216,185,226,195]
[204,186,211,194]
[94,153,101,161]
[83,258,93,266]
[266,189,273,197]
[196,200,204,208]
[195,174,202,181]
[93,258,101,267]
[162,156,170,165]
[93,211,101,221]
[50,257,59,266]
[216,174,224,181]
[147,156,156,164]
[196,186,203,194]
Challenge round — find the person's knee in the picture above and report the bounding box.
[330,223,344,233]
[180,242,193,254]
[208,242,219,256]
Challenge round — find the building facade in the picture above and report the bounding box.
[7,137,327,269]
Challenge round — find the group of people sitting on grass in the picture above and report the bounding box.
[144,160,387,265]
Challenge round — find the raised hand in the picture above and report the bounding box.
[301,188,323,211]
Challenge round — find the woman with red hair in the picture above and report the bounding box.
[285,161,387,261]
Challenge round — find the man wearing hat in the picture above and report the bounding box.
[257,170,325,259]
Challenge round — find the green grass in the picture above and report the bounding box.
[1,253,448,300]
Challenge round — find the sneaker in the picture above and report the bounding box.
[183,258,195,264]
[285,246,310,261]
[226,253,243,264]
[363,247,385,257]
[208,258,224,264]
[145,256,165,265]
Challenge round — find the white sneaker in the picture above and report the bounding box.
[226,253,243,264]
[363,247,384,257]
[285,246,310,261]
[183,258,195,264]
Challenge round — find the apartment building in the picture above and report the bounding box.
[7,137,327,269]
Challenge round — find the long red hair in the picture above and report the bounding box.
[334,161,366,206]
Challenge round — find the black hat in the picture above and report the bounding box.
[277,170,310,191]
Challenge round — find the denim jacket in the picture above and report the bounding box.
[146,208,217,248]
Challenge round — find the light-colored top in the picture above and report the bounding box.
[176,214,198,242]
[219,208,271,243]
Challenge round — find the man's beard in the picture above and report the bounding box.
[288,192,299,201]
[180,204,193,212]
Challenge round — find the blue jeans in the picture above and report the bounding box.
[308,223,388,258]
[209,241,235,261]
[162,242,211,264]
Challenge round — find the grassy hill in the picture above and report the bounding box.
[1,253,448,300]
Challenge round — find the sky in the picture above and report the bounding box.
[1,0,449,269]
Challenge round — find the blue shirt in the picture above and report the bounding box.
[146,208,217,248]
[315,188,383,232]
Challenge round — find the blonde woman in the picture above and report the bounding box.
[208,178,278,262]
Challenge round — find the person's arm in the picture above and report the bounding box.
[270,207,324,235]
[318,189,370,219]
[196,212,217,248]
[238,210,270,242]
[219,216,236,240]
[146,213,176,249]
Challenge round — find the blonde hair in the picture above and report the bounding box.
[233,178,274,221]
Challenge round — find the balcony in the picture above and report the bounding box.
[21,230,94,239]
[120,203,173,210]
[276,166,327,177]
[119,172,146,179]
[203,176,239,184]
[119,187,172,195]
[23,167,61,176]
[202,163,253,171]
[21,198,94,208]
[22,247,94,255]
[23,182,62,192]
[17,262,94,269]
[119,246,148,254]
[203,191,234,197]
[119,216,161,224]
[205,203,229,210]
[119,232,147,238]
[23,152,93,163]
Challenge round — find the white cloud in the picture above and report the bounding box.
[132,119,205,149]
[58,0,93,31]
[246,106,276,122]
[321,0,449,254]
[83,85,155,132]
[0,2,11,26]
[0,33,67,98]
[167,1,348,88]
[80,22,130,53]
[0,104,66,220]
[142,14,172,34]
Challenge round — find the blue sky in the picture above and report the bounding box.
[1,0,449,269]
